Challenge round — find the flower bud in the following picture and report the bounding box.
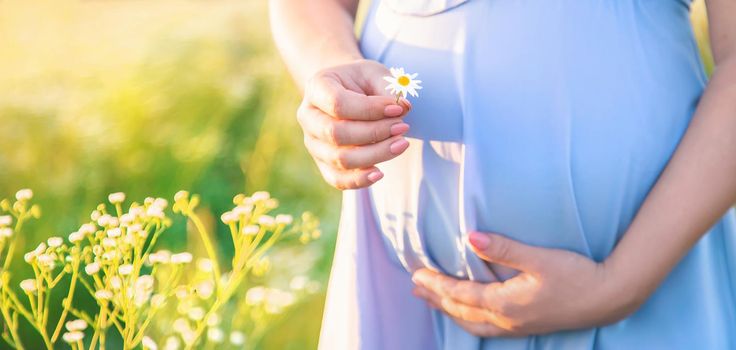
[108,192,126,204]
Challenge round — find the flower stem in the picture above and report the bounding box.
[51,263,79,342]
[188,212,222,290]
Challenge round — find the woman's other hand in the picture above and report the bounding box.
[298,59,412,190]
[412,232,644,337]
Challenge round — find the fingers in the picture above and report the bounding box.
[467,232,546,273]
[414,285,490,323]
[306,71,410,121]
[304,134,409,170]
[314,161,383,190]
[412,269,507,314]
[298,105,410,146]
[451,317,517,338]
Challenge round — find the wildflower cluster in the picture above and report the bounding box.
[0,189,320,350]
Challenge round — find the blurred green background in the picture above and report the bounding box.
[0,0,713,349]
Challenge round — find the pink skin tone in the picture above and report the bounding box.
[271,0,736,337]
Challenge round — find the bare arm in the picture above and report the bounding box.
[269,0,361,86]
[605,0,736,305]
[269,0,412,190]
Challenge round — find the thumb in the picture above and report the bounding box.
[363,65,413,111]
[467,232,544,273]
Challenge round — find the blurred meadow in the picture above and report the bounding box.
[0,0,712,349]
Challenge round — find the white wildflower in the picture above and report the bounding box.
[95,289,113,300]
[275,214,293,225]
[383,67,422,99]
[33,242,47,256]
[174,190,189,202]
[47,236,63,248]
[149,250,171,264]
[258,215,275,227]
[135,275,154,291]
[164,336,181,350]
[251,191,270,202]
[187,307,205,321]
[142,336,158,350]
[20,279,36,293]
[146,206,164,219]
[206,313,220,326]
[173,318,190,334]
[196,258,213,273]
[68,231,84,243]
[220,211,237,224]
[118,264,133,276]
[232,204,252,217]
[37,254,56,269]
[107,228,122,238]
[108,192,126,204]
[110,276,122,290]
[195,281,214,299]
[290,275,309,291]
[85,262,100,275]
[153,198,168,209]
[151,293,166,308]
[229,331,246,346]
[62,331,84,343]
[171,252,192,264]
[79,223,96,235]
[0,228,12,238]
[65,319,88,331]
[207,328,224,343]
[242,225,259,236]
[15,189,33,201]
[102,237,117,248]
[245,286,266,305]
[0,215,12,226]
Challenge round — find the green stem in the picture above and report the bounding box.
[188,212,222,289]
[2,218,24,271]
[51,264,79,342]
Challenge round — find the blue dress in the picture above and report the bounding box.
[319,1,736,349]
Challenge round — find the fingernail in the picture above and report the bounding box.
[384,104,403,117]
[389,122,410,136]
[367,171,383,183]
[468,232,490,249]
[400,98,412,111]
[389,138,409,154]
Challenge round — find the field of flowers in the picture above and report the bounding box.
[0,0,711,349]
[0,1,339,349]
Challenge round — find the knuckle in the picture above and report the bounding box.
[333,150,351,170]
[324,122,339,145]
[328,92,345,117]
[494,300,513,317]
[371,125,381,144]
[489,236,511,261]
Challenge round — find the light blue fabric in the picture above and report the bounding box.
[318,1,736,349]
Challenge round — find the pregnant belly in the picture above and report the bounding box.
[362,0,707,280]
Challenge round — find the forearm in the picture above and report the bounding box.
[605,59,736,305]
[269,0,363,87]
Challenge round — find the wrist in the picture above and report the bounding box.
[597,258,649,323]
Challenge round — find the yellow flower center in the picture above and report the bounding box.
[398,75,410,86]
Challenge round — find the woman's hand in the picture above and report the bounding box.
[298,59,412,190]
[412,232,644,337]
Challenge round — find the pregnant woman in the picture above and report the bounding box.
[271,0,736,349]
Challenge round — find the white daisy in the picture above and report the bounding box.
[383,67,422,101]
